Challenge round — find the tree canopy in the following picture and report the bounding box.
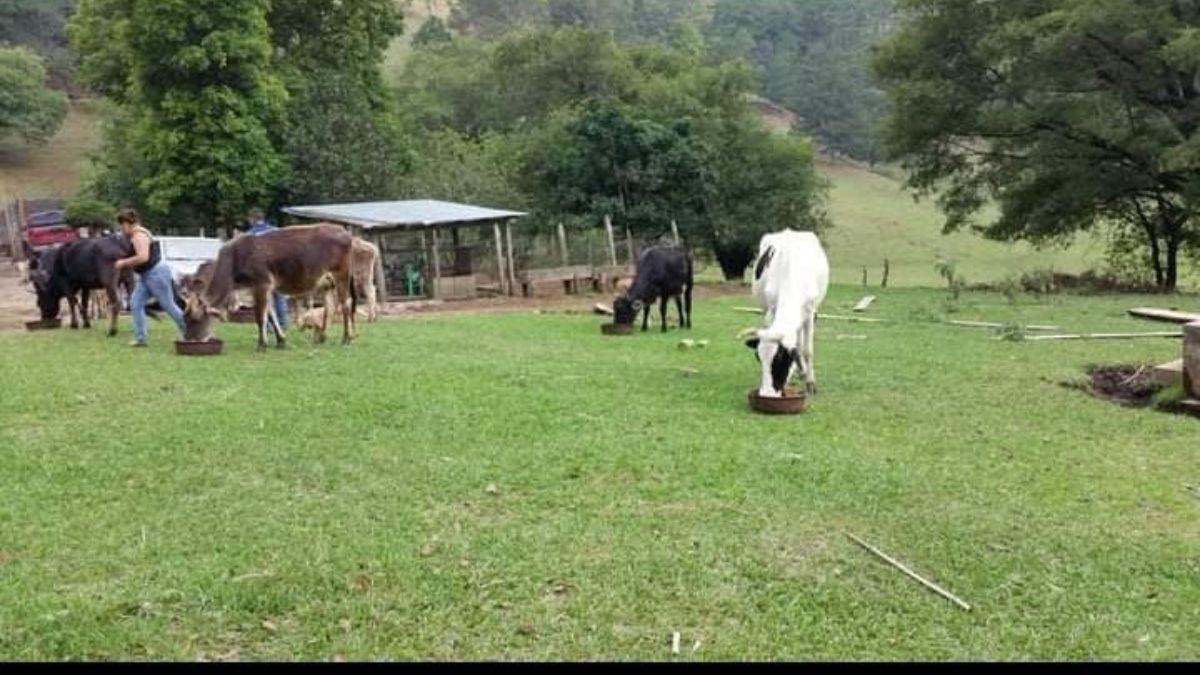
[874,0,1200,291]
[398,28,826,279]
[0,45,68,144]
[68,0,407,229]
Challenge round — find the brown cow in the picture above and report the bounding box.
[183,224,357,351]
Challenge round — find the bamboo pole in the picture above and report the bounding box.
[604,214,618,267]
[557,222,569,266]
[846,532,971,611]
[1025,331,1181,342]
[948,320,1061,332]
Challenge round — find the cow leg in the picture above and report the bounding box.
[363,278,378,322]
[802,310,818,396]
[339,280,355,345]
[106,284,120,337]
[674,294,686,331]
[659,295,669,333]
[641,303,651,332]
[79,291,92,329]
[268,304,287,350]
[253,288,271,352]
[316,300,329,345]
[67,293,80,329]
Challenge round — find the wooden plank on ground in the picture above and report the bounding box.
[1128,307,1200,324]
[853,296,876,312]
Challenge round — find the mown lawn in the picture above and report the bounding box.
[1,286,1198,661]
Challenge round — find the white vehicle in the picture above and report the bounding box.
[157,236,224,290]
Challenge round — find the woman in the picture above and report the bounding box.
[113,208,186,347]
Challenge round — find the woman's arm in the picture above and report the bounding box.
[116,232,150,270]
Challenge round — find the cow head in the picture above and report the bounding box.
[745,329,800,397]
[180,271,225,342]
[612,295,643,326]
[29,267,61,320]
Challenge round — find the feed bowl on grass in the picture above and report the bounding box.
[601,323,635,336]
[175,339,224,356]
[25,318,62,331]
[747,388,809,415]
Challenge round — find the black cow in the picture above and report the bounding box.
[612,245,694,333]
[31,236,137,336]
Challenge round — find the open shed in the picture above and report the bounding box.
[282,200,527,301]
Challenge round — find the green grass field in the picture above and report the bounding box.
[2,287,1198,660]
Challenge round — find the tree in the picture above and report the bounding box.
[412,16,453,48]
[874,0,1200,291]
[71,0,286,229]
[0,0,77,91]
[0,46,67,144]
[268,0,408,207]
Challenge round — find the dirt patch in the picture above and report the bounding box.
[1059,364,1164,408]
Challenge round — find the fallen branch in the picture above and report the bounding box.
[733,306,764,315]
[846,532,972,612]
[853,296,876,312]
[1025,331,1181,342]
[948,320,1061,332]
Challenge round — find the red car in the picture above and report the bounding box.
[23,209,79,258]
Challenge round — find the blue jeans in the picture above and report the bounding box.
[272,292,289,331]
[132,262,186,343]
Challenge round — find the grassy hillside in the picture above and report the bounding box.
[819,159,1109,288]
[0,101,103,200]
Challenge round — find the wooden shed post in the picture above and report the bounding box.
[604,214,617,266]
[431,228,443,299]
[372,232,389,302]
[493,222,507,295]
[1185,321,1200,399]
[557,222,569,266]
[625,228,635,265]
[505,220,517,296]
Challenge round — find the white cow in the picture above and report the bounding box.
[746,229,830,398]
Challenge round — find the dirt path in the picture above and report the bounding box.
[0,259,36,330]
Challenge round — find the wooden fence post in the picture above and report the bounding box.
[1185,321,1200,399]
[625,227,635,265]
[862,266,868,289]
[493,222,507,296]
[505,221,517,296]
[604,214,618,267]
[882,259,890,289]
[431,228,443,299]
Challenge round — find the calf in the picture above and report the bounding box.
[744,230,829,398]
[612,246,693,332]
[31,236,137,336]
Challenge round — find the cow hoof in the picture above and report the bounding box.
[70,324,79,330]
[806,383,818,397]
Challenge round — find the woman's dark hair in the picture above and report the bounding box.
[116,208,141,225]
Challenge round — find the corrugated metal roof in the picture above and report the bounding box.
[282,200,526,231]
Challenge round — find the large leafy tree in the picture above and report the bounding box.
[71,0,286,229]
[0,46,68,144]
[268,0,408,206]
[874,0,1200,291]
